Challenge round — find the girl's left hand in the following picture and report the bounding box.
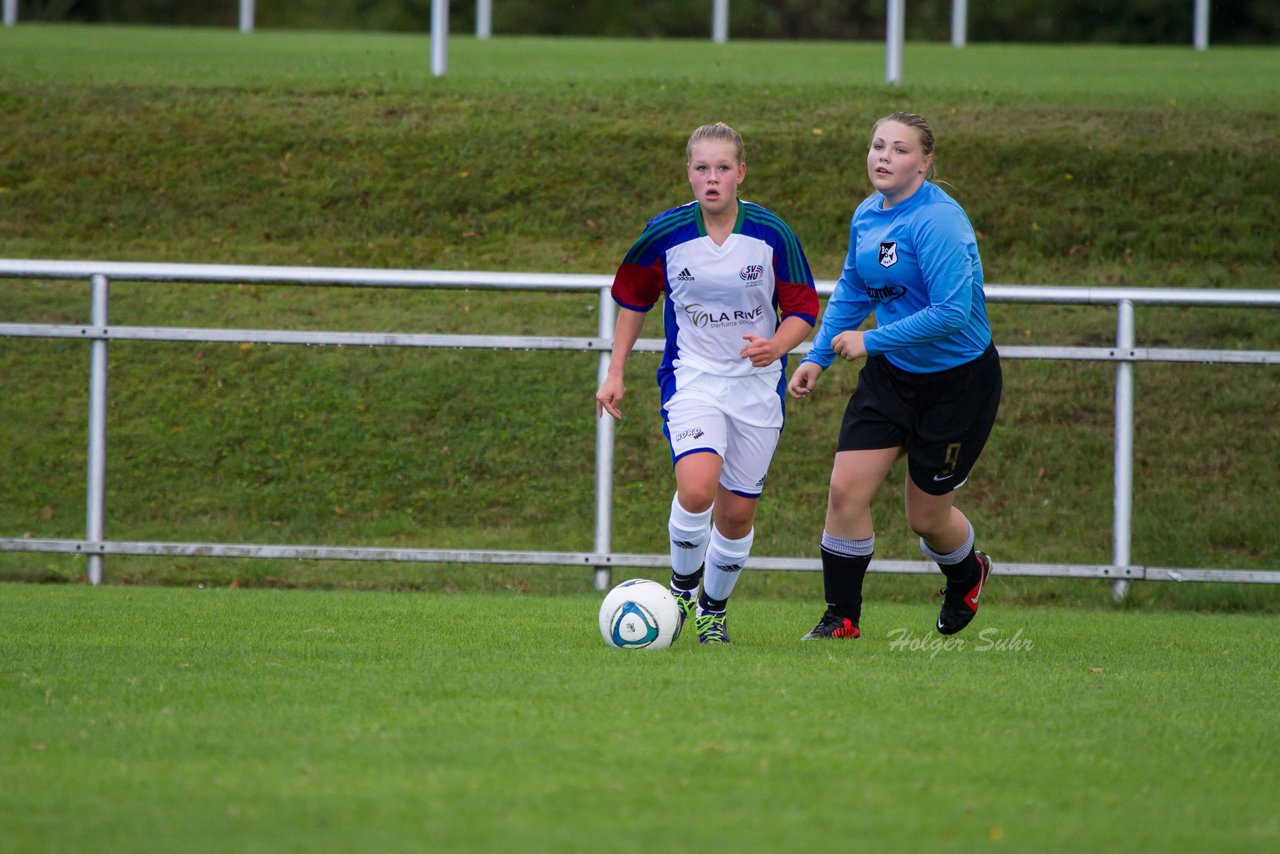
[739,334,781,367]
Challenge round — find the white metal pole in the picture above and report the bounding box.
[86,274,110,586]
[4,0,18,27]
[712,0,728,44]
[1193,0,1209,50]
[951,0,967,47]
[1111,300,1136,602]
[476,0,491,39]
[593,289,617,592]
[430,0,449,77]
[239,0,254,34]
[885,0,905,85]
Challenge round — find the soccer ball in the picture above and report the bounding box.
[598,578,681,650]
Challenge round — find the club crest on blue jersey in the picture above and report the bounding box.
[878,242,898,268]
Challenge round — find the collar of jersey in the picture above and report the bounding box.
[694,199,747,238]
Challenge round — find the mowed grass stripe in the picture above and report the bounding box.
[1,25,1277,109]
[2,584,1276,851]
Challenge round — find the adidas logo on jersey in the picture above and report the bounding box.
[675,267,695,281]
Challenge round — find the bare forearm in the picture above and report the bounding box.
[606,308,646,377]
[772,315,815,357]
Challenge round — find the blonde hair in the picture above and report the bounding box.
[873,111,937,182]
[686,122,745,164]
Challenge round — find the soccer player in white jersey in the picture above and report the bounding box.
[596,122,819,644]
[788,112,1002,641]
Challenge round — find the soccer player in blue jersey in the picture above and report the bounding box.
[596,122,819,645]
[787,112,1002,640]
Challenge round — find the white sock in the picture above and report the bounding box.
[919,523,974,565]
[668,493,711,578]
[701,526,753,606]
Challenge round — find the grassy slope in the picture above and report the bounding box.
[0,26,1277,609]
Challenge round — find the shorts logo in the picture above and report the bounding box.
[878,242,898,268]
[675,267,696,282]
[674,427,705,442]
[739,264,764,283]
[934,442,962,482]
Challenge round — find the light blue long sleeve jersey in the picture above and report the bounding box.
[804,181,993,374]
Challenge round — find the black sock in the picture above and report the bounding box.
[698,592,727,614]
[940,546,981,584]
[820,546,871,624]
[670,565,703,593]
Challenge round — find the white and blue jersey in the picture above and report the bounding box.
[805,181,991,374]
[612,200,819,400]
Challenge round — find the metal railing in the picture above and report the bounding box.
[2,258,1278,594]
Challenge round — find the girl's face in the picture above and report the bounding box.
[866,120,932,207]
[687,141,745,219]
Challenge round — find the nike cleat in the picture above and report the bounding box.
[937,551,992,636]
[800,610,860,640]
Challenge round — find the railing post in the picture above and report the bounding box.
[1111,300,1135,601]
[885,0,905,85]
[711,0,728,44]
[85,274,110,585]
[951,0,967,47]
[593,288,617,592]
[1193,0,1209,50]
[430,0,449,77]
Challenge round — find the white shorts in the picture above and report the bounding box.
[661,369,784,498]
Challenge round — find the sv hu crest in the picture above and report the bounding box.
[878,242,898,268]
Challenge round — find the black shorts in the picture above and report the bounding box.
[836,343,1002,495]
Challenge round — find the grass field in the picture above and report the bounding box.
[2,22,1280,106]
[2,24,1280,851]
[2,24,1278,108]
[3,583,1278,852]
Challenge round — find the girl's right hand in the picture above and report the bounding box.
[787,362,823,399]
[596,375,625,419]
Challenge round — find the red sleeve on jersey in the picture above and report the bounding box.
[777,277,820,323]
[611,259,666,312]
